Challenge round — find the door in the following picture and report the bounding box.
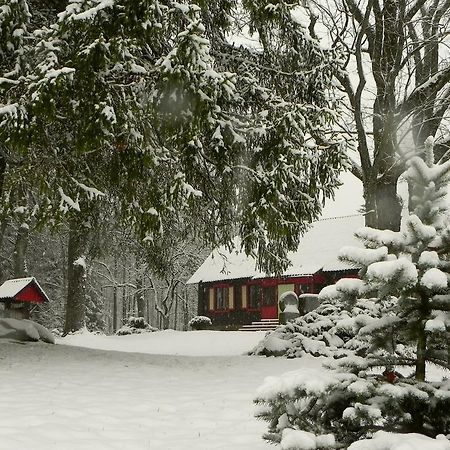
[260,285,278,319]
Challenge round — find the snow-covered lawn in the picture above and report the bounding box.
[57,329,267,356]
[0,331,321,450]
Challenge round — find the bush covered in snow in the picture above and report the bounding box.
[0,318,55,344]
[116,317,158,336]
[250,297,384,358]
[255,140,450,448]
[188,315,212,330]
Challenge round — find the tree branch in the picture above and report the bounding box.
[397,65,450,118]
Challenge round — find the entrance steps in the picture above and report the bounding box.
[238,318,279,332]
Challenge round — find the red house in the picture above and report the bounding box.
[187,215,363,328]
[0,277,49,319]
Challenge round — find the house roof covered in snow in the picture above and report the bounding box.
[187,215,365,284]
[0,277,49,302]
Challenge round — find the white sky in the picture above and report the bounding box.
[322,170,411,220]
[322,170,364,218]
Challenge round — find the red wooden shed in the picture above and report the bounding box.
[0,277,49,319]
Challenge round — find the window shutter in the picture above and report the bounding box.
[209,288,214,311]
[241,286,247,308]
[229,287,234,310]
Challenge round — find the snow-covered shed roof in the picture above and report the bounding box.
[0,277,49,302]
[187,215,365,284]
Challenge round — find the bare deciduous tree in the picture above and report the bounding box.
[309,0,450,229]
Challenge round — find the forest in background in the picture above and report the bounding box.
[0,218,204,332]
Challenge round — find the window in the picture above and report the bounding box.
[295,283,311,294]
[215,287,229,310]
[262,286,277,306]
[248,285,260,309]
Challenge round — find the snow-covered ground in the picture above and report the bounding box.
[1,330,449,450]
[57,329,267,356]
[0,330,321,450]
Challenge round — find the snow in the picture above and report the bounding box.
[425,316,447,332]
[343,403,382,422]
[0,103,19,116]
[58,187,80,212]
[420,268,448,290]
[335,277,365,295]
[256,364,356,400]
[0,331,320,450]
[188,215,364,284]
[45,67,75,79]
[262,335,293,353]
[418,251,440,268]
[348,431,450,450]
[281,430,315,450]
[0,318,55,344]
[101,105,116,124]
[73,180,105,200]
[366,258,418,287]
[339,245,388,266]
[67,0,114,21]
[73,256,86,269]
[58,329,267,357]
[1,330,449,449]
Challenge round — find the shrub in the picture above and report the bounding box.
[250,297,383,358]
[116,317,158,335]
[189,315,212,330]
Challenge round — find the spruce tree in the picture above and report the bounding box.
[1,0,347,330]
[255,138,450,448]
[1,0,347,274]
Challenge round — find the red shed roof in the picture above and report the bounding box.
[0,277,49,304]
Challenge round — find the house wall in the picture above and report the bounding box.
[197,269,360,328]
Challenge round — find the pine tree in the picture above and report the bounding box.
[1,0,347,330]
[1,0,346,274]
[255,138,450,448]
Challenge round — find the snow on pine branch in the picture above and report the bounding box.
[404,155,450,186]
[58,187,80,212]
[72,179,106,200]
[418,251,440,269]
[335,278,365,296]
[366,258,418,288]
[420,268,448,291]
[404,215,437,244]
[339,245,388,267]
[354,227,404,250]
[59,0,115,22]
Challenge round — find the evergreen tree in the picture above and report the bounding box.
[1,0,347,330]
[1,0,346,272]
[255,138,450,448]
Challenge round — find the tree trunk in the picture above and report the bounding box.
[64,223,88,333]
[112,258,118,332]
[364,177,402,231]
[183,289,189,331]
[416,327,427,381]
[136,276,145,318]
[174,289,178,330]
[13,222,29,278]
[122,264,127,323]
[415,294,429,381]
[0,219,9,281]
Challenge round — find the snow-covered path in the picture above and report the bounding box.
[0,333,322,450]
